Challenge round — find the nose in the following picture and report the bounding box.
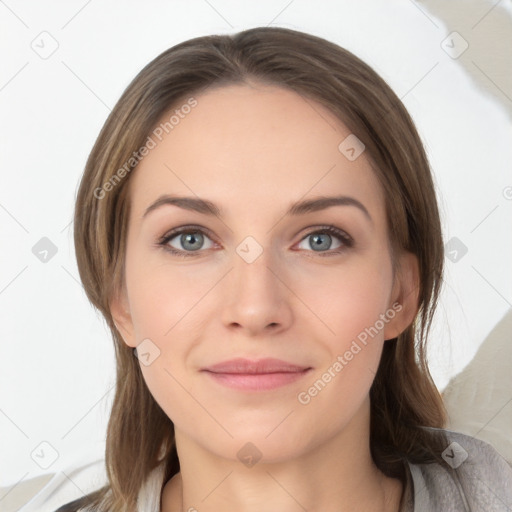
[220,245,293,337]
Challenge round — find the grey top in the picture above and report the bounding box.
[399,429,512,511]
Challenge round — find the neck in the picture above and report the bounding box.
[161,400,403,512]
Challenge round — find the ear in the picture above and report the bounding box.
[383,251,420,341]
[109,283,137,348]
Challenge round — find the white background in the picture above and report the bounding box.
[1,0,511,491]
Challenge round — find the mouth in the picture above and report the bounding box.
[201,358,313,391]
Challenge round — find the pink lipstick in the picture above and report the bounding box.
[201,358,312,391]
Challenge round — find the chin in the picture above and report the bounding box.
[208,420,322,465]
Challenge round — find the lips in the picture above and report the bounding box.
[202,358,310,374]
[201,358,312,391]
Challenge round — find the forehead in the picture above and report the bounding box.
[128,83,384,220]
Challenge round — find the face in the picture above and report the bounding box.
[111,83,417,463]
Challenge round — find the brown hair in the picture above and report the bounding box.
[70,26,447,511]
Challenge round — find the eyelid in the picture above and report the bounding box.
[296,225,353,244]
[157,224,216,242]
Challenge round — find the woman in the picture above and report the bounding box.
[56,26,512,512]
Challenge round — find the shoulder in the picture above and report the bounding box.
[407,428,512,511]
[53,490,104,512]
[53,493,97,512]
[52,483,108,512]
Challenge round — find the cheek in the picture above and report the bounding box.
[126,249,210,340]
[124,252,215,425]
[295,254,394,350]
[291,256,393,405]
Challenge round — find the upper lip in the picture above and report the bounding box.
[202,358,311,374]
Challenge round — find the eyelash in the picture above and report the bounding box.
[156,224,354,259]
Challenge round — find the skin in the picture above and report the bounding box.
[111,83,419,512]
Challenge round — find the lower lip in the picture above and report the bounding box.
[203,369,311,391]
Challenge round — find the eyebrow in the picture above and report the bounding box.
[142,194,372,222]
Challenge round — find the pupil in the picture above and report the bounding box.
[182,232,203,251]
[311,233,331,251]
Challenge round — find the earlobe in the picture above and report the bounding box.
[109,285,137,348]
[383,251,420,341]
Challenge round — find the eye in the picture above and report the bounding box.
[157,226,215,257]
[157,224,353,258]
[296,226,353,255]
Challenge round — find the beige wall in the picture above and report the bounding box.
[419,0,512,119]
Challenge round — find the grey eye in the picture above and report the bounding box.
[297,232,342,252]
[168,231,214,252]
